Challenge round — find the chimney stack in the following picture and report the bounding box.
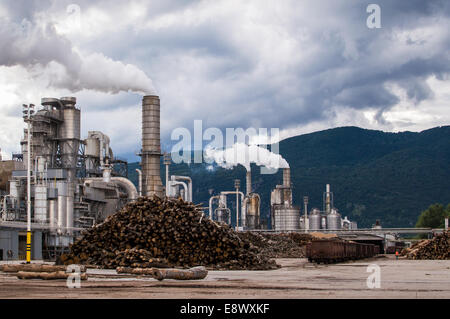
[283,168,291,188]
[140,95,163,197]
[246,168,252,195]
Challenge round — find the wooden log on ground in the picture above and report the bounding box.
[116,267,154,275]
[16,271,88,280]
[116,266,208,281]
[0,264,86,273]
[152,266,208,281]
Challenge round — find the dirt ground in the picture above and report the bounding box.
[1,255,449,299]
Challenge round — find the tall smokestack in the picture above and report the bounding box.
[325,184,331,214]
[283,168,291,188]
[246,168,252,195]
[140,95,163,197]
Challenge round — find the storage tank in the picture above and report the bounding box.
[48,199,57,230]
[273,206,300,231]
[215,208,230,224]
[321,216,327,230]
[327,208,342,230]
[34,184,47,223]
[85,137,100,157]
[246,195,260,229]
[57,182,68,234]
[309,208,321,230]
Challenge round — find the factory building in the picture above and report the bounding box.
[0,92,361,261]
[300,184,357,231]
[208,167,260,230]
[0,96,169,260]
[270,168,301,231]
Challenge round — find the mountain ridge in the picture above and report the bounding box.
[126,125,450,228]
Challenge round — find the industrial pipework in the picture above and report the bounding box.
[241,167,261,229]
[270,167,301,231]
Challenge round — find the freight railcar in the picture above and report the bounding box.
[306,239,378,263]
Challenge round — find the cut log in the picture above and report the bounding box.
[116,266,208,281]
[152,266,208,281]
[402,231,449,260]
[16,271,88,280]
[0,264,86,273]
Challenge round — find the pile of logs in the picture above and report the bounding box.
[402,231,449,260]
[0,264,87,280]
[238,232,312,258]
[62,196,278,270]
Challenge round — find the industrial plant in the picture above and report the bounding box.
[0,93,362,262]
[0,93,448,301]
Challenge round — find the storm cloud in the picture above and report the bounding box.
[0,0,449,160]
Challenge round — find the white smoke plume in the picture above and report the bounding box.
[0,14,155,94]
[204,143,289,171]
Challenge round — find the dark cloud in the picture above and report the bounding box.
[1,0,449,158]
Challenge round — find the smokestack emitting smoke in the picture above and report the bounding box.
[0,16,155,94]
[204,143,289,171]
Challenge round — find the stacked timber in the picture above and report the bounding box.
[402,231,449,260]
[62,196,278,270]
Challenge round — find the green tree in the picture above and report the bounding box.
[416,203,450,228]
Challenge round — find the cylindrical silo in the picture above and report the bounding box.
[66,184,74,235]
[59,97,79,236]
[321,216,327,230]
[215,208,229,224]
[141,95,164,197]
[34,184,47,223]
[246,195,260,229]
[57,182,67,234]
[327,208,342,230]
[273,206,300,231]
[85,137,100,172]
[48,199,57,230]
[309,208,321,230]
[58,97,80,177]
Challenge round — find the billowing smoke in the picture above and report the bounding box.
[0,15,155,94]
[204,143,289,171]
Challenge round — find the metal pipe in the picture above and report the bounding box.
[25,104,32,263]
[209,195,220,219]
[170,181,188,201]
[164,153,171,197]
[242,197,249,228]
[220,191,245,229]
[172,176,192,202]
[84,177,138,200]
[135,169,142,197]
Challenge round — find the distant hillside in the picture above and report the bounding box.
[127,126,450,228]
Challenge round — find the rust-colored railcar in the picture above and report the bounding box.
[306,240,378,263]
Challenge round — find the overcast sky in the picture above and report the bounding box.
[0,0,449,161]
